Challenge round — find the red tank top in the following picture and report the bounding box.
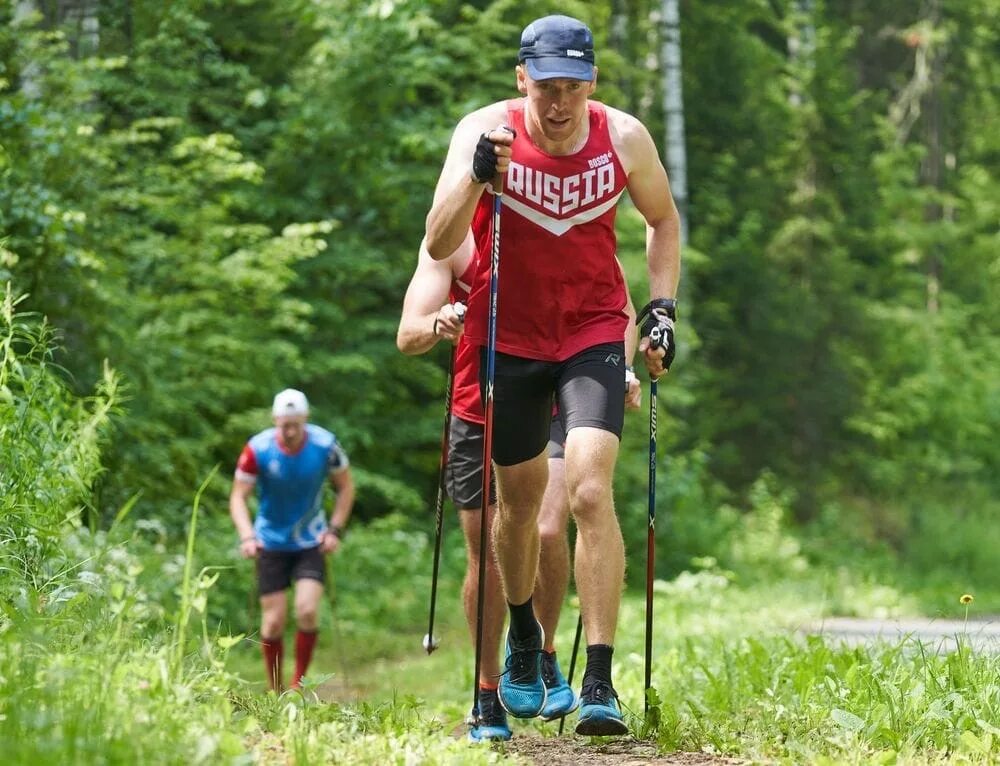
[464,100,629,362]
[450,257,483,424]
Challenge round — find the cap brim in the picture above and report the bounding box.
[524,57,594,82]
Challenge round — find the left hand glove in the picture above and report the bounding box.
[637,299,677,379]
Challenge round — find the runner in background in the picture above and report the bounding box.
[229,388,355,692]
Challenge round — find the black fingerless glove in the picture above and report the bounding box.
[471,127,516,184]
[636,298,677,371]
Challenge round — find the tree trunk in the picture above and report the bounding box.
[14,1,41,98]
[920,0,945,314]
[610,0,633,111]
[660,0,688,245]
[788,0,815,107]
[58,0,101,58]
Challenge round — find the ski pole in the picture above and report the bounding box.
[471,173,503,724]
[423,302,466,654]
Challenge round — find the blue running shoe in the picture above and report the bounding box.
[497,624,547,718]
[468,688,512,743]
[575,680,628,736]
[539,651,579,721]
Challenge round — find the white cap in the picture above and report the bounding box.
[272,388,309,417]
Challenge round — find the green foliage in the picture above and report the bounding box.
[2,8,1000,762]
[722,471,808,582]
[5,0,999,565]
[331,512,437,656]
[653,632,1000,762]
[0,287,118,590]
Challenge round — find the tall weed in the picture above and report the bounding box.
[0,285,118,594]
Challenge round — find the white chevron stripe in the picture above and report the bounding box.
[501,192,625,236]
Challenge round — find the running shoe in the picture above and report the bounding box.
[468,687,512,742]
[539,650,579,721]
[575,680,628,736]
[497,623,547,718]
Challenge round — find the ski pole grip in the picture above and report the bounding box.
[649,326,663,350]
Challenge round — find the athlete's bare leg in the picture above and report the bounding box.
[493,451,548,605]
[564,427,623,646]
[260,589,288,690]
[534,456,570,649]
[293,578,323,632]
[260,590,288,638]
[458,504,506,682]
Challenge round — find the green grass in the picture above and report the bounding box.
[4,504,999,765]
[5,533,1000,765]
[219,566,1000,765]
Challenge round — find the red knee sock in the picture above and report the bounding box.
[291,629,318,688]
[261,636,284,691]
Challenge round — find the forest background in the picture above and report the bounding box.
[1,1,998,763]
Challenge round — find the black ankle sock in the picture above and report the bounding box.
[507,597,538,641]
[582,644,614,688]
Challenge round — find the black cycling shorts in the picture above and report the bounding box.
[257,545,325,595]
[547,413,566,460]
[479,341,626,466]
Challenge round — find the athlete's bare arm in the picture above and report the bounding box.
[322,467,355,554]
[229,477,260,558]
[397,235,473,354]
[425,103,511,261]
[609,107,680,377]
[617,258,642,410]
[618,258,639,363]
[608,107,681,303]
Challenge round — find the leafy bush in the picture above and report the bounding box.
[722,471,808,582]
[0,287,117,594]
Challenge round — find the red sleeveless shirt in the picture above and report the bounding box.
[450,256,483,424]
[464,100,629,362]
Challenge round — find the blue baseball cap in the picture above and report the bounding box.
[518,15,595,82]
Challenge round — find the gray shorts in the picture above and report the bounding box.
[447,415,565,510]
[547,414,566,460]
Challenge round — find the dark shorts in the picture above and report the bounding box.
[446,415,497,510]
[479,342,626,466]
[447,414,566,509]
[257,545,325,596]
[547,414,566,461]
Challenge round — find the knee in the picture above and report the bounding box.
[537,518,563,546]
[498,503,540,532]
[296,605,318,629]
[569,478,611,522]
[261,615,285,638]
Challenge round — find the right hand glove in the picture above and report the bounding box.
[471,126,516,184]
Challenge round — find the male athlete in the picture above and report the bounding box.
[229,388,355,692]
[399,235,641,738]
[424,14,680,734]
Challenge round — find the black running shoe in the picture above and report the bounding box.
[468,687,512,742]
[575,680,628,736]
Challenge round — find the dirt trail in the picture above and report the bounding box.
[500,734,744,766]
